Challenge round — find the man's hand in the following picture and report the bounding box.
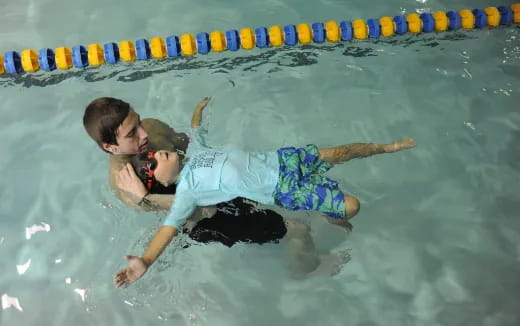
[117,163,148,202]
[114,255,148,288]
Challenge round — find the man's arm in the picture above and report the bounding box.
[112,161,173,210]
[116,189,173,211]
[114,225,177,288]
[111,160,216,224]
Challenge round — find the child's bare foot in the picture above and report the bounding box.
[384,138,416,153]
[323,216,353,232]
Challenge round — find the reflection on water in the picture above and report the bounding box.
[16,259,31,275]
[25,222,51,240]
[1,294,23,312]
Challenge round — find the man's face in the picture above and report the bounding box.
[102,109,149,155]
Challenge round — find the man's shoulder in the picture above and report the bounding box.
[143,117,189,153]
[142,118,171,131]
[109,154,132,168]
[143,117,179,140]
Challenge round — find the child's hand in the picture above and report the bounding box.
[114,255,148,288]
[191,97,212,128]
[196,97,212,111]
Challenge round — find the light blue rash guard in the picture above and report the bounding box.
[163,127,279,229]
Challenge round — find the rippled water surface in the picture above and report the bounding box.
[1,0,519,325]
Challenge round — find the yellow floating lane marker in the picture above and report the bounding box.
[239,28,255,49]
[379,16,395,37]
[210,31,226,52]
[180,34,197,56]
[88,44,105,66]
[407,13,422,33]
[297,23,312,44]
[512,4,520,23]
[269,25,284,46]
[325,21,340,42]
[151,37,167,59]
[460,9,475,29]
[433,11,449,32]
[55,47,72,70]
[21,49,39,72]
[0,54,5,75]
[119,41,136,62]
[485,7,500,27]
[352,19,368,39]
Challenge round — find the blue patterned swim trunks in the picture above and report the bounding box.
[273,144,346,218]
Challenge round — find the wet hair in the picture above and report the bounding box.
[130,152,177,194]
[83,97,131,153]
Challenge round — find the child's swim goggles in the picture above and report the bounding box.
[144,151,156,190]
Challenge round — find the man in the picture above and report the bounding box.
[83,96,352,279]
[84,96,198,211]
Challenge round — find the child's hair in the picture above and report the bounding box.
[130,151,177,195]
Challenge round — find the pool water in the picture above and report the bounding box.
[1,0,520,325]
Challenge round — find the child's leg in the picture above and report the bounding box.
[318,138,416,164]
[345,195,360,218]
[323,195,360,232]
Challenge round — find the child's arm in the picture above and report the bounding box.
[114,195,196,288]
[191,97,211,128]
[114,225,177,288]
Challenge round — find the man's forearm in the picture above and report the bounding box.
[138,193,173,211]
[117,190,173,211]
[141,225,178,267]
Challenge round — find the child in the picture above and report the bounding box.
[114,100,416,287]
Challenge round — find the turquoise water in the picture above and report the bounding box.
[1,0,520,325]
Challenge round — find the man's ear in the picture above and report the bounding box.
[102,143,117,153]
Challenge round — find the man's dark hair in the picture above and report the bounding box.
[83,97,131,153]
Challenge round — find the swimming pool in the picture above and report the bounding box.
[1,0,519,325]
